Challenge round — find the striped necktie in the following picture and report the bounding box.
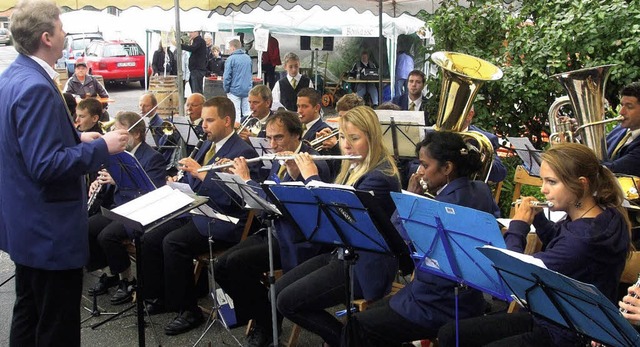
[291,78,297,89]
[611,130,632,159]
[409,101,416,111]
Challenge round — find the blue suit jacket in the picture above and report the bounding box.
[113,142,166,207]
[302,118,331,143]
[389,177,500,329]
[392,93,431,126]
[188,133,260,242]
[604,125,640,177]
[267,143,333,272]
[0,54,110,270]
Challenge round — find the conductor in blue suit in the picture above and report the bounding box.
[142,96,261,336]
[0,1,129,346]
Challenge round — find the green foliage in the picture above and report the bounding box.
[420,0,640,147]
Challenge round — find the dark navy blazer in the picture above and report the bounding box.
[392,93,431,126]
[268,143,332,272]
[0,54,110,270]
[302,118,331,143]
[187,133,260,242]
[604,125,640,177]
[389,177,500,329]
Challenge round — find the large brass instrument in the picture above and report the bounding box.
[431,51,503,181]
[236,116,263,137]
[100,119,116,133]
[548,64,618,160]
[309,128,339,151]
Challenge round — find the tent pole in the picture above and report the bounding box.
[174,0,184,116]
[378,0,383,106]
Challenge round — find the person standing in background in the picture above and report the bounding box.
[395,50,414,97]
[262,34,281,90]
[180,31,207,94]
[223,39,252,118]
[0,1,128,345]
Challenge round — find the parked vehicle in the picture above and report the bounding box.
[77,40,151,88]
[63,32,103,74]
[0,28,11,45]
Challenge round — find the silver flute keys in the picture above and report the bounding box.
[197,154,362,172]
[511,200,555,208]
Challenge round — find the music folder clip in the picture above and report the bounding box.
[478,245,640,347]
[391,192,509,300]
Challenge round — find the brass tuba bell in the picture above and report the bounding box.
[431,51,503,181]
[100,119,116,133]
[548,64,620,161]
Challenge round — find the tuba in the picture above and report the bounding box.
[548,64,620,160]
[431,51,503,181]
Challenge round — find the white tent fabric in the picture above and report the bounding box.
[60,10,124,35]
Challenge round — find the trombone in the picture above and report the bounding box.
[236,116,262,136]
[309,128,339,151]
[198,154,362,172]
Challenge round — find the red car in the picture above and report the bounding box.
[78,40,152,87]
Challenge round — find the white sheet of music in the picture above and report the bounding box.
[305,180,356,190]
[172,116,199,146]
[375,110,426,125]
[216,172,281,215]
[111,185,194,226]
[189,203,239,224]
[480,245,547,269]
[249,137,273,169]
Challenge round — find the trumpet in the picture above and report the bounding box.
[309,128,339,151]
[511,199,555,208]
[100,119,116,133]
[160,121,175,136]
[236,116,262,136]
[198,154,362,172]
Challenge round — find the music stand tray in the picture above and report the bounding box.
[391,192,509,300]
[478,245,640,346]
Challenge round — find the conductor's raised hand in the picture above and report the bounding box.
[81,132,102,142]
[512,196,540,224]
[293,152,318,180]
[102,129,129,154]
[229,157,251,181]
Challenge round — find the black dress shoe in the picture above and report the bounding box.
[110,278,135,305]
[164,309,204,336]
[144,299,166,315]
[88,273,119,296]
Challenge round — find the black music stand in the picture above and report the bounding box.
[264,183,408,339]
[211,173,282,345]
[101,186,208,347]
[108,151,156,192]
[478,246,640,347]
[507,136,542,177]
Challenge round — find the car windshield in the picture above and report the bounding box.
[103,43,143,58]
[71,38,94,50]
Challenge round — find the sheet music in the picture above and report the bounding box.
[507,136,542,176]
[480,245,547,269]
[249,137,273,169]
[305,180,356,190]
[167,181,198,197]
[190,203,239,224]
[400,189,436,200]
[375,110,426,125]
[172,116,199,146]
[111,185,194,226]
[216,172,281,214]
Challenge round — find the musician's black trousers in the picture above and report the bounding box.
[214,232,282,328]
[87,213,129,274]
[437,312,553,347]
[10,264,82,347]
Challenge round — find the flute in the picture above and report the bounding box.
[197,154,362,172]
[621,273,640,314]
[511,200,554,208]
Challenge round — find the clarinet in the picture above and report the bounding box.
[620,273,640,313]
[87,167,105,212]
[176,136,205,181]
